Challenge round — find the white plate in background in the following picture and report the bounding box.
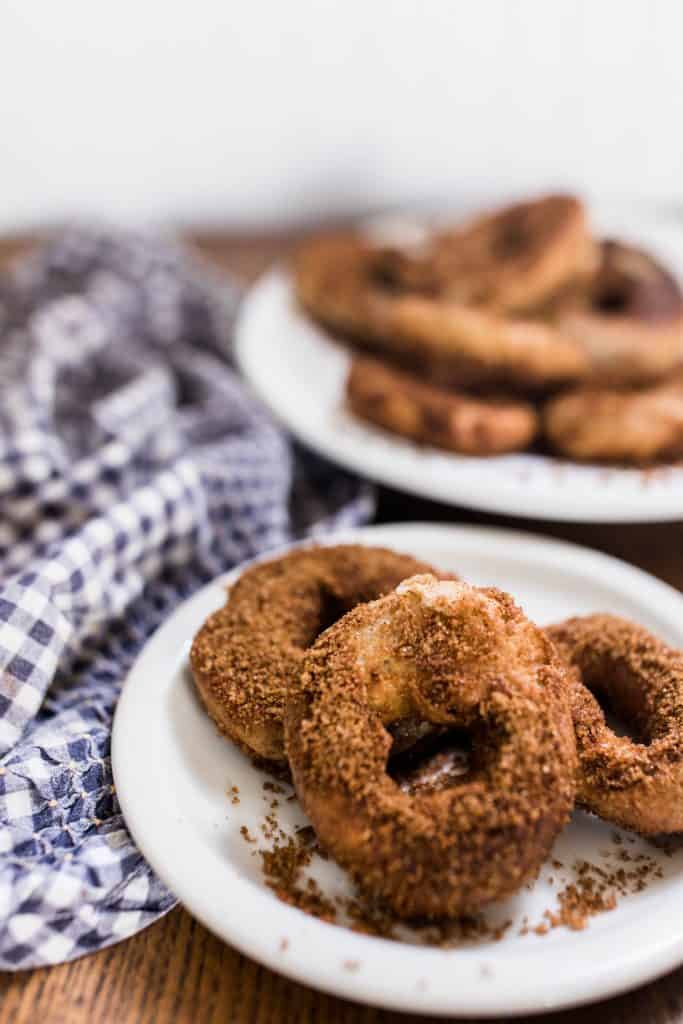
[112,523,683,1017]
[234,206,683,523]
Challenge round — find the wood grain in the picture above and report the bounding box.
[1,232,682,1024]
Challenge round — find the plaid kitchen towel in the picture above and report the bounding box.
[0,228,374,969]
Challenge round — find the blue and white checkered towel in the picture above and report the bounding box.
[0,229,373,969]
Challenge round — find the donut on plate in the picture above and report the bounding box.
[548,614,683,834]
[294,233,590,393]
[543,375,683,463]
[554,240,683,386]
[426,194,597,312]
[346,356,538,455]
[286,575,577,918]
[189,545,451,763]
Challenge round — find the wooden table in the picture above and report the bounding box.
[2,232,683,1024]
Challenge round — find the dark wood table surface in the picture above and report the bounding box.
[1,231,683,1024]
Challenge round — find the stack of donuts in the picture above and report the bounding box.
[294,195,683,464]
[190,544,683,919]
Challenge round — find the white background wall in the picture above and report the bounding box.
[2,0,682,230]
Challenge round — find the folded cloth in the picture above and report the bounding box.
[0,228,374,969]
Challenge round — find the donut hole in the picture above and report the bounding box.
[594,283,630,316]
[589,685,649,742]
[314,583,391,641]
[590,241,683,322]
[387,725,472,794]
[387,716,438,754]
[578,657,657,742]
[315,589,354,639]
[595,694,643,740]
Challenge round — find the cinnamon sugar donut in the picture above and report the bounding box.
[555,241,683,385]
[189,545,450,763]
[427,194,597,312]
[544,376,683,463]
[347,357,538,455]
[286,575,576,918]
[548,614,683,834]
[294,233,590,392]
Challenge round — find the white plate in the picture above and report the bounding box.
[234,207,683,523]
[112,523,683,1017]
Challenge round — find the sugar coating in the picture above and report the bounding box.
[189,544,452,762]
[549,613,683,834]
[286,576,577,920]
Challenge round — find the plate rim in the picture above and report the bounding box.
[112,522,683,1017]
[233,266,683,524]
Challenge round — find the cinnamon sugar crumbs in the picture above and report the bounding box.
[259,833,337,922]
[263,780,287,796]
[260,808,287,843]
[242,782,670,946]
[228,785,240,806]
[258,832,313,882]
[528,843,664,935]
[491,920,513,942]
[247,801,671,944]
[544,877,617,932]
[242,796,518,947]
